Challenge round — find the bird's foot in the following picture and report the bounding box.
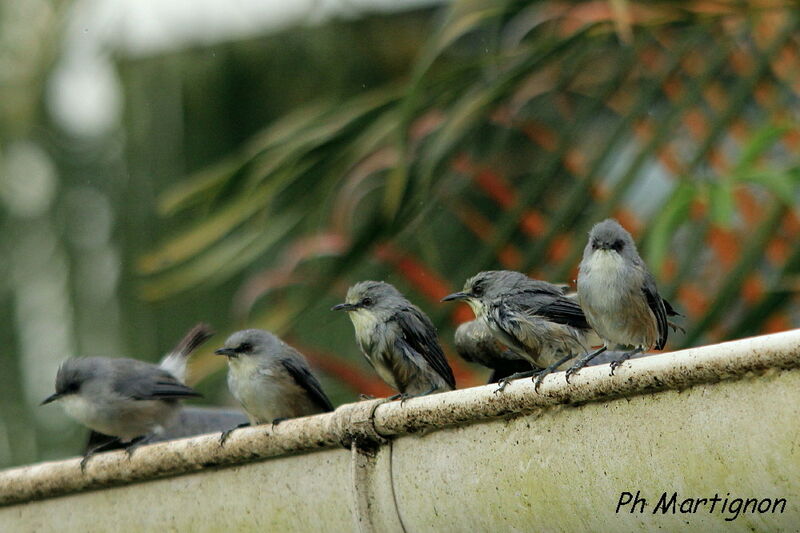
[80,453,93,473]
[564,366,581,384]
[494,378,511,394]
[493,370,537,394]
[359,394,376,401]
[608,348,642,376]
[219,423,250,446]
[532,373,547,394]
[80,436,122,473]
[124,436,148,460]
[271,418,288,430]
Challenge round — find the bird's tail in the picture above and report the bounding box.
[159,323,215,382]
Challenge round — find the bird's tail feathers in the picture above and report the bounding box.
[160,323,215,381]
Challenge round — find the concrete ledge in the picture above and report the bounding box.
[1,330,799,530]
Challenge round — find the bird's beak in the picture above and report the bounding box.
[40,393,61,405]
[331,302,358,311]
[441,292,469,302]
[214,348,237,357]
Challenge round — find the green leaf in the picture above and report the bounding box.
[140,213,302,300]
[733,123,790,173]
[735,168,797,206]
[139,184,275,274]
[158,155,244,215]
[707,179,734,226]
[644,182,696,275]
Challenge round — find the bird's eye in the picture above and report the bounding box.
[612,239,625,252]
[361,297,373,307]
[472,285,484,296]
[591,239,600,250]
[238,342,254,353]
[65,382,80,393]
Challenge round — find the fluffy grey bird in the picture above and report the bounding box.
[85,406,249,454]
[568,218,682,379]
[42,323,212,470]
[453,319,536,384]
[332,281,455,399]
[443,271,598,392]
[215,329,333,444]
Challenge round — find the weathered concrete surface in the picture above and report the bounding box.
[391,369,800,531]
[1,330,799,531]
[2,448,353,532]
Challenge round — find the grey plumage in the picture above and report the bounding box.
[332,281,455,397]
[571,218,682,377]
[85,406,249,454]
[443,271,599,391]
[46,357,199,440]
[215,329,333,433]
[453,319,535,383]
[42,323,211,467]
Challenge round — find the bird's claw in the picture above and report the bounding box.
[494,379,511,394]
[271,417,288,429]
[532,374,545,394]
[124,437,147,459]
[80,455,91,473]
[220,422,251,446]
[609,360,623,375]
[359,393,376,401]
[387,392,411,404]
[564,367,579,383]
[219,429,235,446]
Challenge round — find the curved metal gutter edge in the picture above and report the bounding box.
[1,329,799,506]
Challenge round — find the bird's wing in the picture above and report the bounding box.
[115,366,202,401]
[508,290,590,330]
[532,296,591,330]
[393,308,456,389]
[280,358,334,413]
[642,273,669,350]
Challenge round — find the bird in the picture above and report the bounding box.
[215,329,333,444]
[84,406,249,454]
[442,270,597,392]
[332,280,455,400]
[453,319,536,383]
[567,218,683,380]
[42,323,212,470]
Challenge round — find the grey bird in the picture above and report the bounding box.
[85,406,249,454]
[215,329,334,444]
[453,319,536,384]
[567,218,683,379]
[443,271,598,392]
[332,281,455,400]
[42,323,212,470]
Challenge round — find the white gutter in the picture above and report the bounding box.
[1,330,799,530]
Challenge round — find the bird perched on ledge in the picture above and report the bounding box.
[453,319,536,383]
[567,218,683,380]
[42,323,212,470]
[333,281,455,400]
[215,329,333,445]
[443,271,597,392]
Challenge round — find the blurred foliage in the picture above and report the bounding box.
[0,4,438,468]
[144,0,800,396]
[4,0,800,468]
